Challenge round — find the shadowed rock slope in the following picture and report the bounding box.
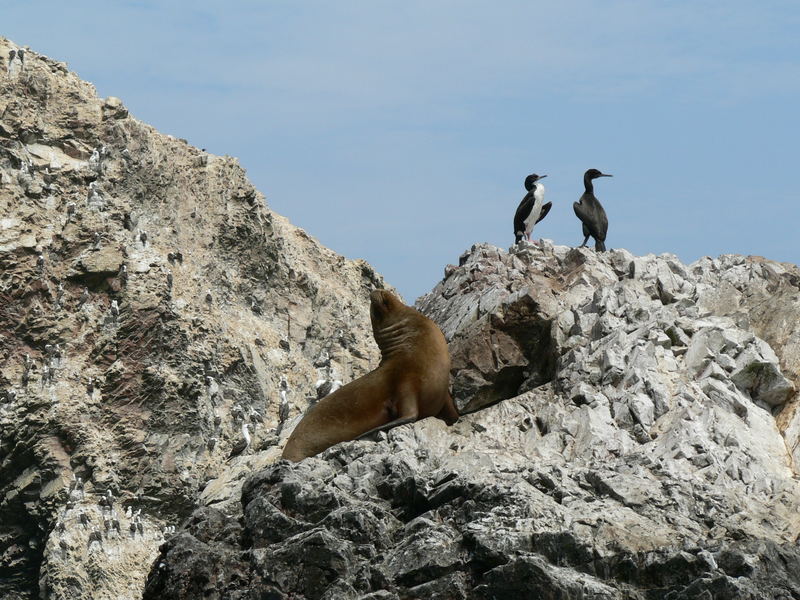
[0,37,386,600]
[146,241,800,600]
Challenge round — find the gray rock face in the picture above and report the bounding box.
[0,37,386,600]
[7,36,800,600]
[145,241,800,599]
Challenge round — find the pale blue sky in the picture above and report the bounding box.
[6,2,800,300]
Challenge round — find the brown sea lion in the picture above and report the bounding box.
[281,289,459,462]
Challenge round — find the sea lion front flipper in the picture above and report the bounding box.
[356,416,418,441]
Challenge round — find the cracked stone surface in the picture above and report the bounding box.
[0,37,386,600]
[145,241,800,599]
[5,37,800,600]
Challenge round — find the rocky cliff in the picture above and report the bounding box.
[3,37,800,600]
[142,241,800,600]
[0,37,386,600]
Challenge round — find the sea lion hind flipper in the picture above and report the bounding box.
[436,393,460,425]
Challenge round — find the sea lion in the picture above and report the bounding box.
[281,289,459,462]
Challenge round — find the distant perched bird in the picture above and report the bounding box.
[87,181,103,205]
[36,253,45,271]
[277,378,291,435]
[228,422,251,458]
[139,229,148,247]
[87,528,103,550]
[72,476,85,499]
[314,365,342,401]
[93,232,101,248]
[79,287,90,306]
[89,147,105,174]
[513,173,552,244]
[7,48,23,74]
[249,408,263,428]
[110,300,119,320]
[313,349,330,368]
[573,168,613,251]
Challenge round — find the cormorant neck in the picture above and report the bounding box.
[583,174,594,194]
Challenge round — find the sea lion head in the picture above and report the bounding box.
[369,289,405,328]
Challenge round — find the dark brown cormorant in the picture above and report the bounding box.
[573,168,613,251]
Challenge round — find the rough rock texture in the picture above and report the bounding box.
[0,37,386,600]
[7,37,800,600]
[146,241,800,599]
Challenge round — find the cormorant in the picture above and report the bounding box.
[573,168,613,251]
[513,173,552,244]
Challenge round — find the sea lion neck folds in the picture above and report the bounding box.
[281,289,459,462]
[373,317,415,361]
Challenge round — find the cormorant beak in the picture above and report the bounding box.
[599,173,613,177]
[539,175,548,179]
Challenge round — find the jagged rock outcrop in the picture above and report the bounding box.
[0,37,387,600]
[145,241,800,599]
[6,36,800,600]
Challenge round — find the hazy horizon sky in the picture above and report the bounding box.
[5,2,800,301]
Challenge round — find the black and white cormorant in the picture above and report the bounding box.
[513,173,552,244]
[573,168,613,251]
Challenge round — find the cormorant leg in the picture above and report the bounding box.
[579,235,590,247]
